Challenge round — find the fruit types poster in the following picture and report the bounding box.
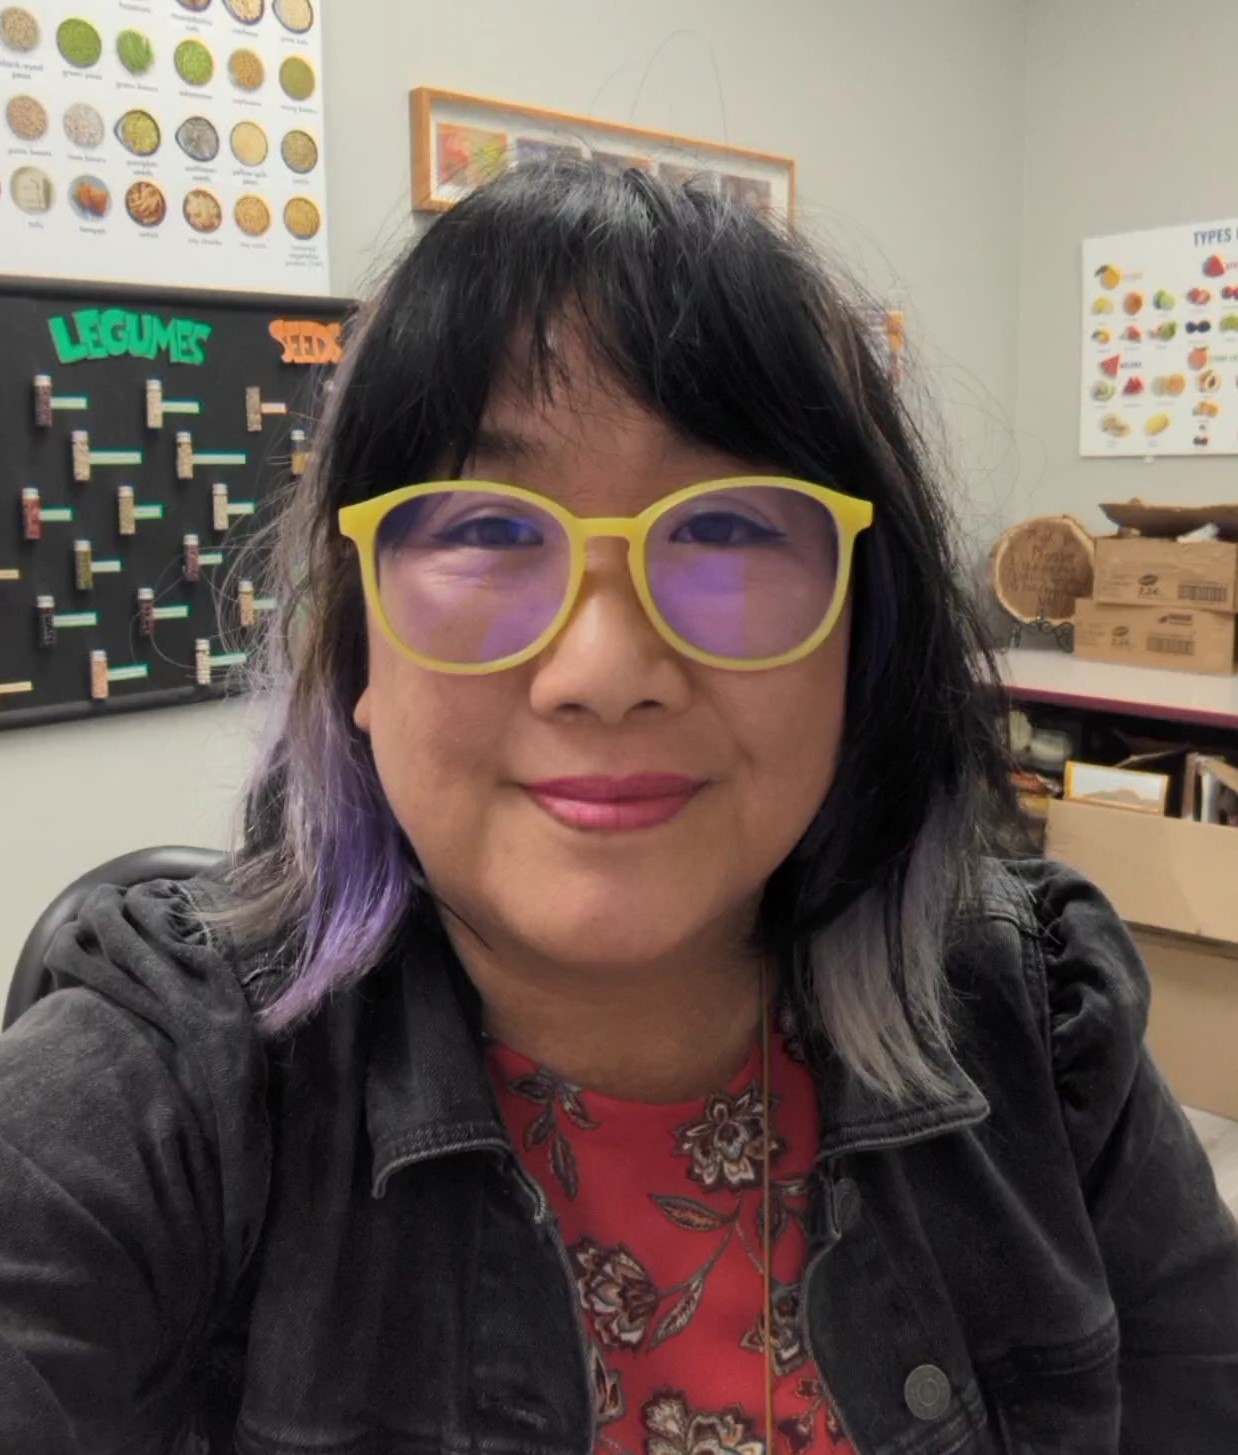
[0,0,328,294]
[1081,219,1238,457]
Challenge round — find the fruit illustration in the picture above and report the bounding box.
[1092,297,1115,315]
[1198,368,1222,393]
[1195,400,1221,417]
[1123,291,1144,315]
[1122,324,1143,342]
[1188,287,1212,305]
[1095,263,1122,290]
[1224,286,1238,301]
[1221,314,1238,333]
[1101,413,1132,438]
[1123,375,1145,396]
[1092,380,1116,401]
[1205,254,1226,277]
[1195,433,1211,447]
[1167,374,1186,396]
[1150,321,1178,341]
[1092,327,1112,344]
[1153,289,1176,310]
[1145,413,1171,436]
[1188,346,1209,370]
[1100,354,1121,378]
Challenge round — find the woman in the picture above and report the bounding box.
[1,162,1235,1455]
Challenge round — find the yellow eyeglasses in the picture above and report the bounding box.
[338,476,874,674]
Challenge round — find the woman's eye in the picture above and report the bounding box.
[435,515,544,548]
[669,512,783,546]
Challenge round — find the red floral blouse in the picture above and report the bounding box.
[487,1018,854,1455]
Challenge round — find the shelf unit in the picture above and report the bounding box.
[999,647,1238,1119]
[1000,647,1238,732]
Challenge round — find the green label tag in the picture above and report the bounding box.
[48,309,213,366]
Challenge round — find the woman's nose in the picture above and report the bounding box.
[527,542,693,724]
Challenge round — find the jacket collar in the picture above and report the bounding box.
[363,934,991,1197]
[806,1021,990,1160]
[364,930,508,1198]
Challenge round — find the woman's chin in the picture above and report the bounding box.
[486,875,741,974]
[517,918,684,971]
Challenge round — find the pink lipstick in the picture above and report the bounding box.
[523,774,706,832]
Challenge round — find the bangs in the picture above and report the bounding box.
[331,160,881,506]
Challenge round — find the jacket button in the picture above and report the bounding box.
[904,1365,951,1422]
[834,1178,861,1232]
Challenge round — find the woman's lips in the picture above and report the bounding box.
[523,775,706,832]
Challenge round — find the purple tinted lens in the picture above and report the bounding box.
[375,490,569,663]
[646,485,839,658]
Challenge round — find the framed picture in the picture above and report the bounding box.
[1063,761,1170,816]
[410,88,795,221]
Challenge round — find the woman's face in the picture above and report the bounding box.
[354,345,852,974]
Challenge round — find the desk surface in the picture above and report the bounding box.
[1000,647,1238,731]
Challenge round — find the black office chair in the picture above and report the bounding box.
[4,846,224,1032]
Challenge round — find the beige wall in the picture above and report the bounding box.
[1016,0,1238,532]
[0,701,255,1010]
[324,0,1030,526]
[2,0,1030,1011]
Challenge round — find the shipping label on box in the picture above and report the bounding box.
[1093,536,1238,613]
[1072,599,1238,675]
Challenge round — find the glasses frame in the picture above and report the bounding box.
[338,476,875,675]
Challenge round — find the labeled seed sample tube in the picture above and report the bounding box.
[73,538,93,591]
[183,533,201,582]
[146,379,164,430]
[194,638,212,687]
[289,429,308,477]
[117,484,136,536]
[245,386,262,433]
[90,649,109,701]
[137,587,155,637]
[238,578,255,629]
[37,595,56,649]
[71,430,91,482]
[212,482,229,533]
[176,431,194,481]
[21,487,41,541]
[33,374,53,429]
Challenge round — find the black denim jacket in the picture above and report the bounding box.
[1,859,1236,1455]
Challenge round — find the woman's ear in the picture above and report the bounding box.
[353,684,372,735]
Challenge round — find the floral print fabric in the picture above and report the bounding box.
[487,1025,853,1455]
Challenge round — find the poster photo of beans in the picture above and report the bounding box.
[0,0,329,292]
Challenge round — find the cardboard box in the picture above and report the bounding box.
[1133,930,1238,1122]
[1045,799,1238,942]
[1072,598,1237,675]
[1094,535,1238,613]
[1045,798,1238,1118]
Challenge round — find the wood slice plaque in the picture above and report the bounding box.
[989,515,1095,624]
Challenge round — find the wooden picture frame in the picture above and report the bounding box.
[410,88,796,220]
[1063,760,1170,817]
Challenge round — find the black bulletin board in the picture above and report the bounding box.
[0,279,352,732]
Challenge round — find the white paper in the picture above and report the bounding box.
[1080,219,1238,457]
[0,0,328,294]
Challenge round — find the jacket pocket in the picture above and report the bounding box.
[977,1317,1120,1455]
